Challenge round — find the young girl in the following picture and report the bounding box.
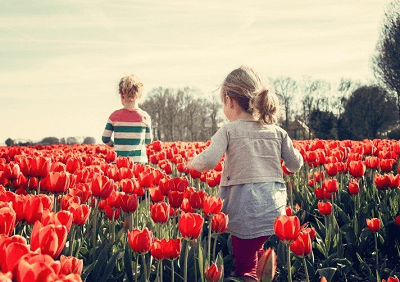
[102,74,152,163]
[186,66,303,282]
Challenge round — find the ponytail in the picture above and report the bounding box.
[221,66,280,124]
[250,88,280,125]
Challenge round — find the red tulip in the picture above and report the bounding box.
[304,227,316,240]
[103,205,120,220]
[348,160,366,178]
[91,175,114,199]
[375,174,391,190]
[138,171,155,188]
[365,156,380,169]
[162,237,181,260]
[285,206,292,216]
[120,178,138,194]
[41,210,73,232]
[348,179,360,195]
[366,218,381,232]
[257,247,277,282]
[382,276,400,282]
[323,179,338,194]
[149,187,165,203]
[120,193,138,213]
[59,255,83,275]
[60,195,81,211]
[4,163,20,180]
[180,198,194,213]
[206,172,221,187]
[203,196,223,217]
[15,253,59,282]
[204,263,223,282]
[380,159,396,173]
[389,174,400,189]
[168,191,185,209]
[150,202,170,224]
[273,215,300,244]
[211,212,229,234]
[127,228,153,254]
[0,203,16,236]
[31,221,68,259]
[0,235,30,273]
[189,190,208,210]
[30,156,51,178]
[178,212,204,240]
[395,215,400,226]
[68,203,91,226]
[324,163,338,177]
[66,158,83,174]
[290,230,312,257]
[317,201,332,216]
[150,238,164,260]
[23,195,45,225]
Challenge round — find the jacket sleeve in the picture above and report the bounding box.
[281,131,303,172]
[102,118,114,146]
[186,126,228,172]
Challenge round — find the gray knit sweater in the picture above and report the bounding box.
[187,119,303,184]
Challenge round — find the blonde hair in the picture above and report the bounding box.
[220,66,280,125]
[118,74,143,102]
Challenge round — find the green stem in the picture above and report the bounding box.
[160,260,163,282]
[302,256,310,282]
[184,241,190,282]
[111,210,116,242]
[141,254,148,282]
[92,198,99,261]
[69,225,76,256]
[375,232,379,282]
[208,216,213,265]
[287,243,292,282]
[135,254,138,282]
[171,259,175,282]
[213,233,218,261]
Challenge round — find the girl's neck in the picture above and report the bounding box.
[231,111,254,122]
[123,102,139,111]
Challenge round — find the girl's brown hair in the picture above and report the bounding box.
[118,74,143,102]
[220,66,280,125]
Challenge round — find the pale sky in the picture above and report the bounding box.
[0,0,391,145]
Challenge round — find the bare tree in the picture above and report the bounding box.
[273,76,297,130]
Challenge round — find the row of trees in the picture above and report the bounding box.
[138,77,398,143]
[141,87,222,142]
[4,137,96,147]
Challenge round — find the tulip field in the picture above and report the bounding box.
[0,139,400,282]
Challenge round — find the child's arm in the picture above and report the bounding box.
[102,119,114,147]
[281,133,303,172]
[186,127,228,172]
[145,118,152,145]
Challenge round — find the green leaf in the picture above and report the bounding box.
[124,243,134,282]
[81,261,97,281]
[356,252,372,276]
[198,242,205,282]
[91,241,116,281]
[99,250,124,282]
[317,267,336,282]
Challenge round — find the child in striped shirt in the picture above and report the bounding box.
[102,74,152,163]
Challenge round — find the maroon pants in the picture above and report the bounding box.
[231,235,270,281]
